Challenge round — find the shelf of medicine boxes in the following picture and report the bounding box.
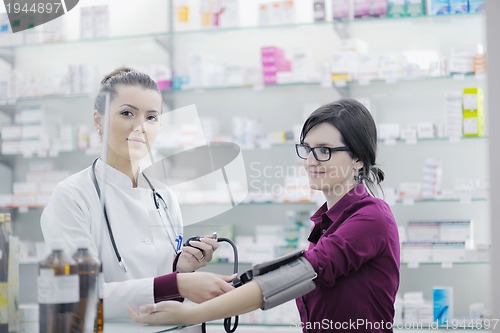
[165,73,485,95]
[0,31,174,65]
[0,93,92,118]
[0,12,482,65]
[159,136,487,153]
[0,195,489,211]
[0,148,98,168]
[166,11,482,36]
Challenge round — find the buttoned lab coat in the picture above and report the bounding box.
[41,159,183,320]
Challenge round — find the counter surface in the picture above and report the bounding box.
[104,322,201,333]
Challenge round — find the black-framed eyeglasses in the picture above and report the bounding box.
[295,144,350,162]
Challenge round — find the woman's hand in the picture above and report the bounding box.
[177,272,236,303]
[128,301,195,325]
[176,236,219,272]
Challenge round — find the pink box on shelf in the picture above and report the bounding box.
[262,59,291,72]
[263,73,277,84]
[262,66,278,75]
[157,80,172,91]
[354,0,370,18]
[261,46,285,57]
[370,0,388,17]
[332,0,350,20]
[261,54,285,65]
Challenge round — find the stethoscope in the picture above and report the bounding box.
[91,158,183,272]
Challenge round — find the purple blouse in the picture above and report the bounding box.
[296,184,400,333]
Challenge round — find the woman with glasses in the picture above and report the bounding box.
[41,67,235,320]
[130,98,400,333]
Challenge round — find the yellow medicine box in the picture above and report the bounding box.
[462,87,484,137]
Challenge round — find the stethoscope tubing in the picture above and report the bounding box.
[91,158,179,272]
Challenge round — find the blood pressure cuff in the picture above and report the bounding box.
[252,250,317,310]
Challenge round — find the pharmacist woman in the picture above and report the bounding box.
[41,67,234,320]
[130,99,401,333]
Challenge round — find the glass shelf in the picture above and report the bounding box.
[166,73,484,94]
[0,13,482,50]
[167,81,325,94]
[180,201,317,207]
[0,73,484,108]
[3,197,487,211]
[401,261,489,267]
[392,197,488,205]
[10,93,91,102]
[0,31,172,50]
[0,149,98,161]
[206,260,489,267]
[0,201,317,210]
[228,136,488,153]
[0,93,91,117]
[168,12,482,36]
[380,136,487,146]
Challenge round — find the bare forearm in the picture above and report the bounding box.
[190,281,263,323]
[129,279,263,326]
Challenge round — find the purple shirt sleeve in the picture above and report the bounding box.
[304,202,394,288]
[153,272,184,302]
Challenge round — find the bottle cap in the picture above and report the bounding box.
[75,237,91,250]
[49,240,66,251]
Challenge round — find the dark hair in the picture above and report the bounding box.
[300,98,384,197]
[94,67,161,114]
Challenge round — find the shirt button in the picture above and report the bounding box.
[321,229,326,234]
[144,239,152,245]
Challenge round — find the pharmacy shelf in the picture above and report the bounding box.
[0,92,175,116]
[0,31,173,51]
[0,74,483,109]
[181,198,488,208]
[165,73,483,95]
[379,136,488,146]
[205,260,490,268]
[167,81,329,93]
[401,261,489,267]
[238,136,488,150]
[0,13,482,51]
[168,12,482,36]
[343,72,485,87]
[0,93,92,118]
[0,149,99,160]
[3,197,487,211]
[392,197,488,205]
[180,201,316,208]
[0,201,317,211]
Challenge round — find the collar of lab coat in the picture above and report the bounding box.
[94,158,147,192]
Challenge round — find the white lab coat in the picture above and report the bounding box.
[41,159,183,320]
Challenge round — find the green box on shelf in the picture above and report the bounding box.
[406,0,426,17]
[388,0,407,17]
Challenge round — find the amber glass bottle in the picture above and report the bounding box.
[72,239,102,333]
[38,241,79,333]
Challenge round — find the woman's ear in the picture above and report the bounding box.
[353,158,364,171]
[93,110,102,134]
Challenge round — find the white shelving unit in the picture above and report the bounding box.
[0,0,492,328]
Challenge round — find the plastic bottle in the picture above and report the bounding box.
[38,241,79,333]
[71,239,102,333]
[0,213,9,333]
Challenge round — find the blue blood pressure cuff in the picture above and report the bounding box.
[234,250,317,310]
